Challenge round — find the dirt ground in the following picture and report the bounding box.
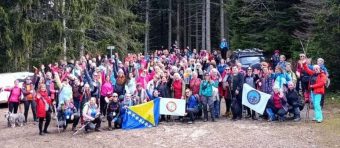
[1,101,340,148]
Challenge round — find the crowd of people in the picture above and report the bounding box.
[1,42,329,135]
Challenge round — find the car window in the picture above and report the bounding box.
[239,57,261,65]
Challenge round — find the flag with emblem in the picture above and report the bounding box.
[242,83,271,114]
[122,98,160,130]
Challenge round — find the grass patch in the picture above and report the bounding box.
[316,92,340,146]
[324,92,340,109]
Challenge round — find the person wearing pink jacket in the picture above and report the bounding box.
[4,80,22,114]
[100,74,113,117]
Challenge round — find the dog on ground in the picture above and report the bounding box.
[4,112,25,127]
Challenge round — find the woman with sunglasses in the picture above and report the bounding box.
[221,67,232,117]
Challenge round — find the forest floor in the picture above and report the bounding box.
[1,93,340,148]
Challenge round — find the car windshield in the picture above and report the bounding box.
[239,56,261,65]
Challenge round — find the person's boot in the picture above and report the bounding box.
[39,130,43,135]
[95,128,101,132]
[293,117,301,122]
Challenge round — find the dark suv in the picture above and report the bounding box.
[230,48,265,70]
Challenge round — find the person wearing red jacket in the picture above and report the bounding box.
[301,60,327,123]
[35,84,52,135]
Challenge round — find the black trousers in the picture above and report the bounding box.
[107,114,121,128]
[85,117,101,130]
[100,95,107,116]
[63,114,80,129]
[8,102,19,113]
[39,111,51,133]
[231,93,242,119]
[24,100,37,121]
[221,49,227,60]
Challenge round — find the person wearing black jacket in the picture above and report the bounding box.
[157,76,171,98]
[231,66,244,120]
[157,76,171,122]
[106,93,121,130]
[285,82,301,121]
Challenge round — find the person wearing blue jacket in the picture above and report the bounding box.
[219,38,229,59]
[185,89,199,124]
[199,73,218,122]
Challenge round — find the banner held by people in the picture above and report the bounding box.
[122,98,160,130]
[242,84,271,115]
[159,98,186,116]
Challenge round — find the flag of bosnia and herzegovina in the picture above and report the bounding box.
[122,98,160,129]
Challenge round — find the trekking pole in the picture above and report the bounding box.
[305,103,310,122]
[73,121,91,136]
[54,104,61,133]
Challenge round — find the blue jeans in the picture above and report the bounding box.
[73,98,80,111]
[266,107,286,121]
[311,92,323,122]
[214,100,220,118]
[202,96,214,120]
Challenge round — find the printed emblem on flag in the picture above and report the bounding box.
[166,101,177,112]
[247,90,261,105]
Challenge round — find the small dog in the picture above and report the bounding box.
[4,112,25,128]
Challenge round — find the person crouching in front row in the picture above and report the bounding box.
[266,86,288,122]
[57,100,80,131]
[82,97,101,132]
[106,93,121,130]
[185,89,199,124]
[285,82,301,122]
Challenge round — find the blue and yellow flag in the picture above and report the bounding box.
[122,98,160,129]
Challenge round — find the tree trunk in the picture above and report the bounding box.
[62,0,67,60]
[183,1,187,48]
[195,1,199,50]
[201,0,206,50]
[188,1,192,49]
[220,0,224,40]
[168,0,172,50]
[80,28,85,57]
[176,0,180,48]
[144,0,150,54]
[206,0,211,52]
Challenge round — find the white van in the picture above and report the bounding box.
[0,72,34,104]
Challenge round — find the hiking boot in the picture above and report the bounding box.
[95,128,101,132]
[203,119,208,122]
[188,121,193,124]
[108,127,113,131]
[212,118,216,122]
[252,116,258,120]
[72,127,77,131]
[293,118,301,122]
[43,130,49,134]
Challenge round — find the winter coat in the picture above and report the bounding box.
[172,79,185,99]
[35,91,52,118]
[5,86,22,103]
[189,78,201,95]
[303,63,327,94]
